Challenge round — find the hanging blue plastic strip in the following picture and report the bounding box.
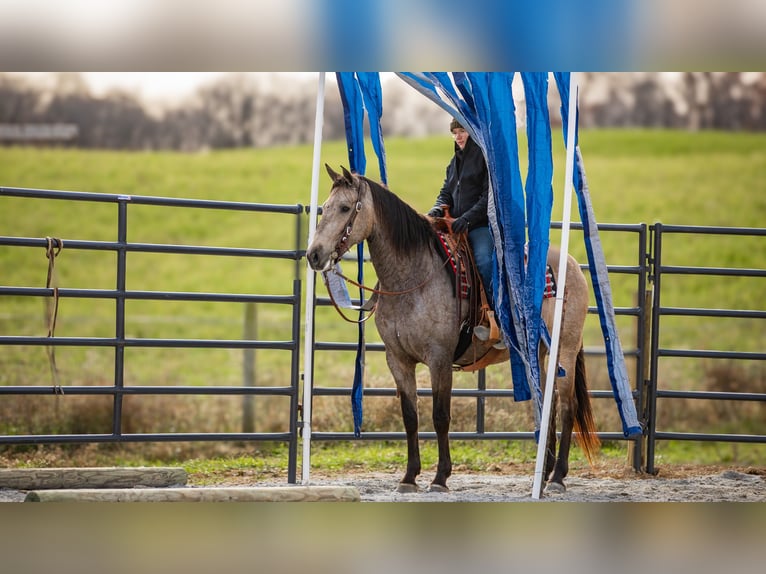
[351,239,365,437]
[396,72,535,403]
[356,73,387,184]
[335,73,388,437]
[553,73,642,438]
[336,73,366,175]
[520,72,554,413]
[395,72,639,436]
[466,72,534,403]
[335,73,366,436]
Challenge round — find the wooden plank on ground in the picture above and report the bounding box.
[0,467,187,490]
[24,486,361,503]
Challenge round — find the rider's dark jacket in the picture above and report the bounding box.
[430,137,489,229]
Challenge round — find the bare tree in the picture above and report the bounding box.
[1,72,764,151]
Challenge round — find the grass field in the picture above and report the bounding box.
[1,129,764,469]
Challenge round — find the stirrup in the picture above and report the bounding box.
[474,310,502,345]
[474,325,491,341]
[486,310,501,341]
[486,312,506,349]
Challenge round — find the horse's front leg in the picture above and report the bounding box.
[428,361,453,492]
[388,355,421,493]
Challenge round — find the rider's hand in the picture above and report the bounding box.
[427,207,444,218]
[451,217,469,234]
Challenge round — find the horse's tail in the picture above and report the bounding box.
[574,346,600,464]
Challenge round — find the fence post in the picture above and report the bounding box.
[646,223,663,475]
[242,302,257,433]
[630,223,651,472]
[113,199,128,438]
[629,287,654,472]
[476,369,486,434]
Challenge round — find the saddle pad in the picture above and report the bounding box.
[544,265,556,299]
[436,231,470,299]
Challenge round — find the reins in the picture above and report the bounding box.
[322,179,456,324]
[324,253,453,324]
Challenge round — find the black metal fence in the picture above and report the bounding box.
[2,186,764,482]
[0,186,305,482]
[310,222,651,457]
[645,223,766,473]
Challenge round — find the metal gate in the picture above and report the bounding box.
[0,186,305,482]
[309,221,766,473]
[645,223,766,473]
[2,185,764,481]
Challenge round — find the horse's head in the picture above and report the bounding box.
[306,164,375,272]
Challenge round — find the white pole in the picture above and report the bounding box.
[301,72,326,485]
[532,72,579,499]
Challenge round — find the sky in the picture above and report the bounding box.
[82,72,321,102]
[82,72,230,100]
[11,72,394,105]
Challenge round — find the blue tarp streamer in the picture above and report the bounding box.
[553,73,642,437]
[397,72,541,406]
[468,73,536,404]
[335,72,387,437]
[396,72,641,436]
[520,72,554,411]
[336,71,640,439]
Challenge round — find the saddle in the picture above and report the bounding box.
[430,211,558,373]
[429,212,502,371]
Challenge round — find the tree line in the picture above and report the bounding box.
[1,72,764,150]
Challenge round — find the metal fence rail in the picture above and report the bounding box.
[3,184,765,481]
[309,221,651,466]
[0,186,305,482]
[646,223,766,473]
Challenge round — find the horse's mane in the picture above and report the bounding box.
[360,175,440,257]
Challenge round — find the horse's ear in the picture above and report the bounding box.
[325,164,342,183]
[340,166,355,185]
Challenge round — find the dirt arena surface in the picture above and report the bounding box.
[207,461,765,502]
[294,466,766,502]
[3,464,763,502]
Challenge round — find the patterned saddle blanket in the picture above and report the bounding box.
[436,230,557,301]
[436,231,471,299]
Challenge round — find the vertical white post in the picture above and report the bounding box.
[532,72,579,499]
[302,72,326,485]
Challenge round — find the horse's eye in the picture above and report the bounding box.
[340,205,351,213]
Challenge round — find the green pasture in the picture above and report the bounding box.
[0,130,764,465]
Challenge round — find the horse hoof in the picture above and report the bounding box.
[396,482,420,494]
[545,481,566,494]
[427,483,449,493]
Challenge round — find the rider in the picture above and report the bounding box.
[427,117,499,343]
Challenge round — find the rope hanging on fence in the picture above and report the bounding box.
[44,236,64,395]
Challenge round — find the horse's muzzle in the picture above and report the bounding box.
[306,245,332,272]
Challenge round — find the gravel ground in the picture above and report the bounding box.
[3,467,763,502]
[299,468,766,502]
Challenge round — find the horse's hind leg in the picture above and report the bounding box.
[543,388,558,482]
[548,350,577,491]
[539,345,559,486]
[548,341,577,491]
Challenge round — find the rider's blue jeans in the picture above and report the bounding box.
[468,225,494,306]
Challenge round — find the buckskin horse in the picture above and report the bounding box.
[306,165,599,494]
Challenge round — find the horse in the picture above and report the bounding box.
[307,165,599,494]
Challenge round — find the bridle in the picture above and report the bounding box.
[321,179,452,324]
[328,182,363,264]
